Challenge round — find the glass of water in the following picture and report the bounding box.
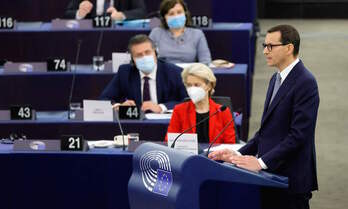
[93,56,104,71]
[69,102,82,119]
[127,133,140,151]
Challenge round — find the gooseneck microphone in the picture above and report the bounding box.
[68,39,82,119]
[205,117,235,156]
[96,30,104,57]
[115,110,126,151]
[170,105,226,148]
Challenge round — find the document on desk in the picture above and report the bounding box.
[175,63,198,69]
[145,113,172,120]
[112,53,131,73]
[167,133,198,155]
[83,100,113,121]
[204,142,245,152]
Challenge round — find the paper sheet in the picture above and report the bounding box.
[204,142,246,152]
[145,113,172,120]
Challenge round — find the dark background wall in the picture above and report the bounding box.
[258,0,348,18]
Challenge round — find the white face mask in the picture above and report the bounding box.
[187,86,206,104]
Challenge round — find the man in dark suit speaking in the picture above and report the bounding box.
[209,25,320,209]
[100,34,187,113]
[64,0,146,20]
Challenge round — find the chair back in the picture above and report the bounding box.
[183,96,239,142]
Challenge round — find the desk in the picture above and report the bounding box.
[0,144,133,209]
[0,23,254,119]
[0,65,249,139]
[0,64,247,113]
[0,0,256,22]
[0,118,169,141]
[0,143,260,209]
[0,22,252,68]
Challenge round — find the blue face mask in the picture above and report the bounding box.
[166,14,186,29]
[135,55,156,74]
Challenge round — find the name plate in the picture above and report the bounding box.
[119,106,140,120]
[3,62,47,73]
[167,133,198,155]
[13,139,88,151]
[93,15,112,28]
[51,19,93,30]
[14,140,60,151]
[10,105,34,120]
[0,17,15,29]
[47,58,69,72]
[83,100,113,121]
[61,135,88,151]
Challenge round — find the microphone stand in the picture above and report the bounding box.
[205,118,235,156]
[170,105,226,148]
[68,40,82,119]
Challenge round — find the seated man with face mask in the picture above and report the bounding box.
[100,34,187,113]
[166,63,236,143]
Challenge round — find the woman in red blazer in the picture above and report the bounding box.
[166,63,236,144]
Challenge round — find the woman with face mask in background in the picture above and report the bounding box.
[149,0,212,65]
[166,63,236,144]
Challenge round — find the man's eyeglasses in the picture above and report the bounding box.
[262,43,287,51]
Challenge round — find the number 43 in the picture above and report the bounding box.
[18,107,31,118]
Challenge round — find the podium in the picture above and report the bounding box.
[128,143,288,209]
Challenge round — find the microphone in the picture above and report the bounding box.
[115,110,126,151]
[96,30,104,57]
[170,105,226,148]
[205,117,235,156]
[68,39,82,119]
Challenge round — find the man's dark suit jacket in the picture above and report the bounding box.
[99,60,187,110]
[64,0,146,20]
[239,60,319,194]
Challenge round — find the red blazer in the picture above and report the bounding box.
[166,99,236,144]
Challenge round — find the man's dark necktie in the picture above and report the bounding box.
[104,0,110,13]
[143,76,151,102]
[269,72,281,105]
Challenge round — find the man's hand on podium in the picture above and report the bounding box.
[229,155,262,173]
[208,148,238,162]
[208,149,262,173]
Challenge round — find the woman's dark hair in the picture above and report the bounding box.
[267,24,301,56]
[159,0,192,29]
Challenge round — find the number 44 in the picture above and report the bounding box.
[126,107,139,118]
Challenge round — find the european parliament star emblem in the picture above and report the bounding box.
[153,169,173,196]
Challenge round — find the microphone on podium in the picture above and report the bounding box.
[204,117,235,156]
[170,105,227,149]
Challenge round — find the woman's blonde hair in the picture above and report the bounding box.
[181,63,216,96]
